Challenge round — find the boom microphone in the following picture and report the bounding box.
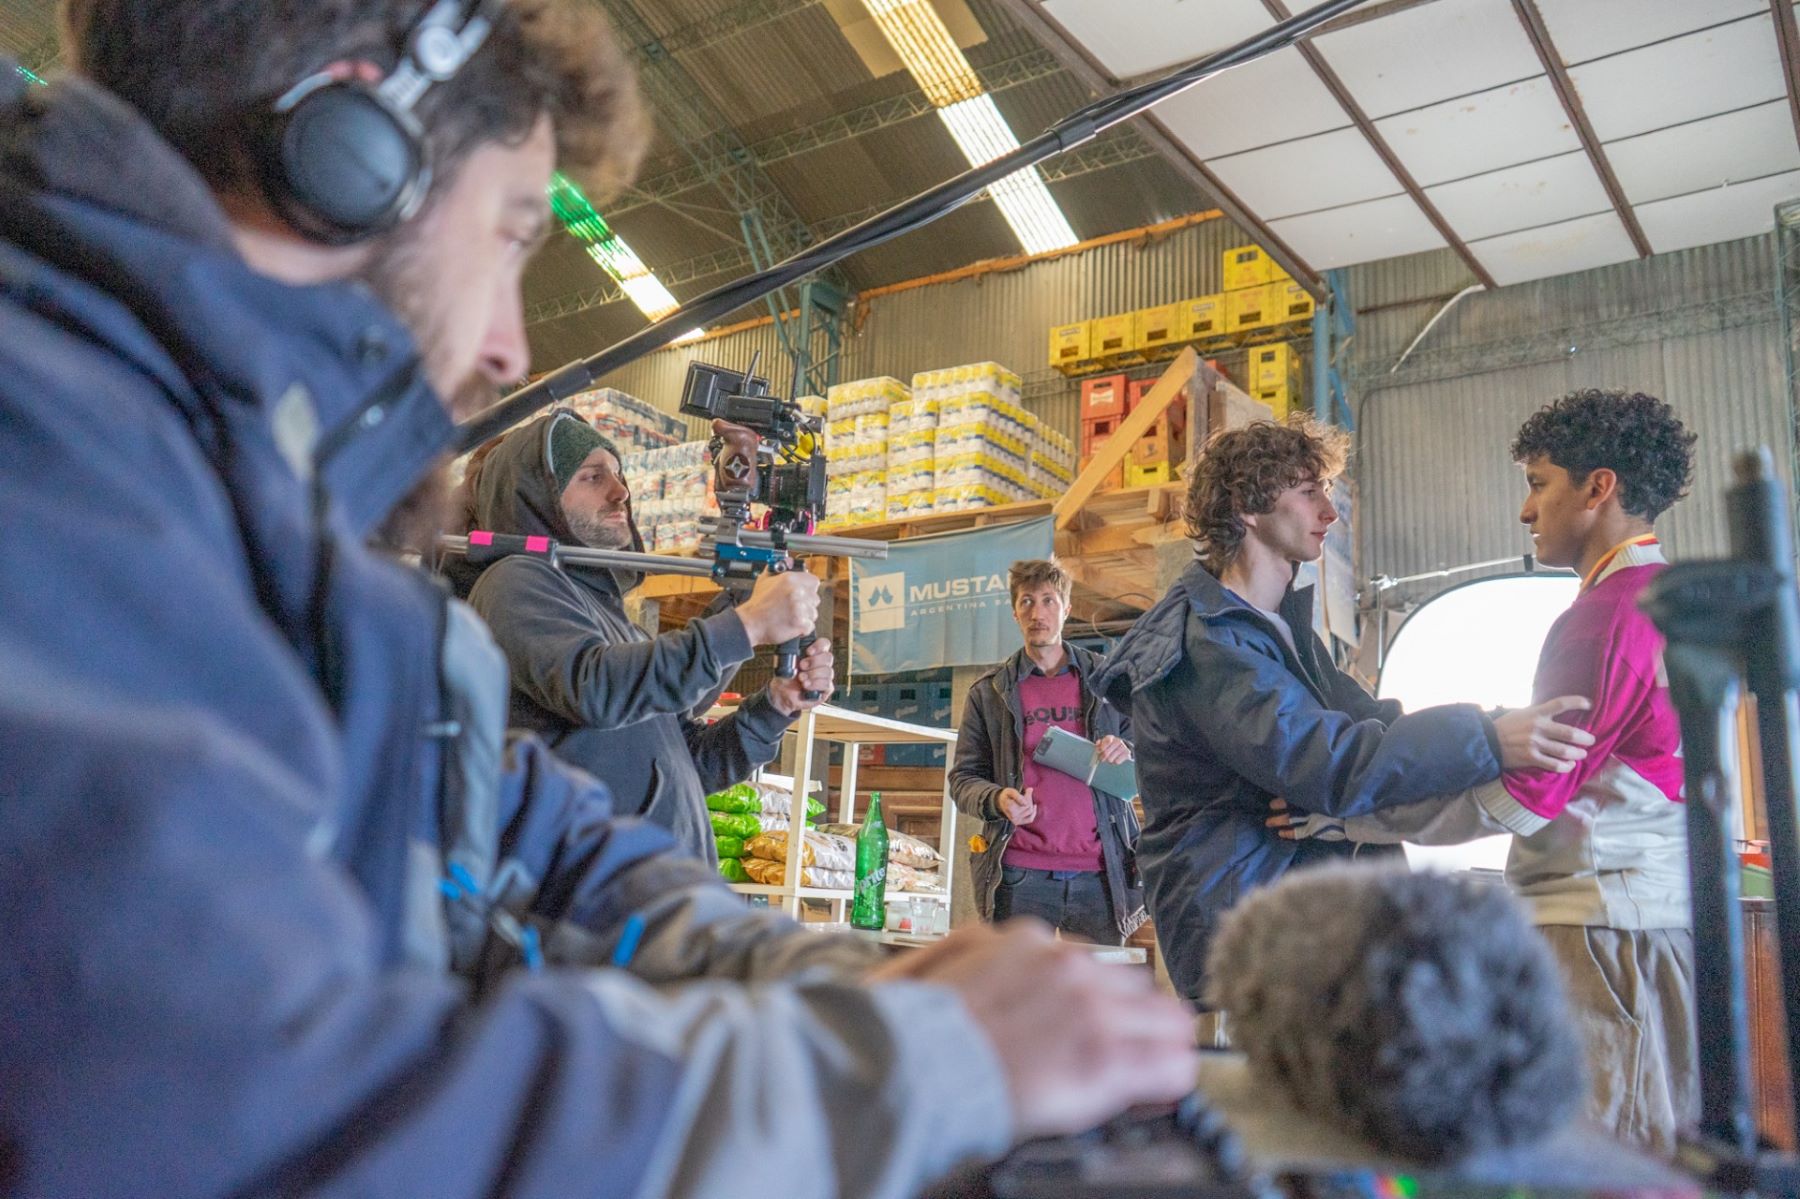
[1204,864,1586,1165]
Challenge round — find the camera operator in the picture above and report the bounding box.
[0,1,1199,1195]
[455,408,833,861]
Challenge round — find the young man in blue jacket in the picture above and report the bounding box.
[1093,419,1595,1003]
[0,3,1198,1195]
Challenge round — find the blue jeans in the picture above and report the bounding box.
[993,865,1121,945]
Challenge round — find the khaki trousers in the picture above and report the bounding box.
[1539,925,1698,1156]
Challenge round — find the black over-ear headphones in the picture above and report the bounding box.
[257,0,501,245]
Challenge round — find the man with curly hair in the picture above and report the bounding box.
[1274,389,1699,1152]
[1092,418,1593,1008]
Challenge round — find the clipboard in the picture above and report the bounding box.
[1030,726,1138,800]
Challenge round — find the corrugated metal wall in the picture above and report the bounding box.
[589,219,1793,613]
[1345,233,1792,605]
[592,214,1263,442]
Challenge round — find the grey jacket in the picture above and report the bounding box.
[459,413,793,863]
[949,643,1147,939]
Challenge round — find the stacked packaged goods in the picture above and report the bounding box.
[740,829,856,890]
[824,377,909,527]
[1029,427,1076,495]
[884,395,940,519]
[817,823,945,893]
[707,781,826,883]
[564,387,686,452]
[706,783,762,883]
[810,364,1073,524]
[924,362,1038,512]
[618,441,716,552]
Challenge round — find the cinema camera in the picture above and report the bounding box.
[440,355,887,693]
[678,354,888,694]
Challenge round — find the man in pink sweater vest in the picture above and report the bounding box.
[1273,389,1698,1153]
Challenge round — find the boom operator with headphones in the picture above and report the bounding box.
[256,0,503,244]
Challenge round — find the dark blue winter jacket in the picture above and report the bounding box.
[0,70,1009,1198]
[1092,558,1500,1001]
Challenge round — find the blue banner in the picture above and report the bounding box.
[850,516,1054,674]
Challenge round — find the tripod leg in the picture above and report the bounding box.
[1728,449,1800,1152]
[1667,646,1758,1153]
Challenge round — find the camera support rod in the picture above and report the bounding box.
[438,526,888,577]
[453,0,1377,454]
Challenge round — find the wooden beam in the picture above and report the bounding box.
[1261,0,1498,291]
[1511,0,1651,258]
[1774,0,1800,157]
[1059,524,1151,555]
[1054,348,1198,531]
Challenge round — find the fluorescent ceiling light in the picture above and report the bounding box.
[617,272,682,320]
[861,0,981,106]
[863,3,1077,254]
[988,169,1080,256]
[547,173,698,327]
[938,96,1077,254]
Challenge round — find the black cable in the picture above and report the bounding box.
[453,0,1376,454]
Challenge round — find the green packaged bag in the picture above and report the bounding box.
[714,834,746,859]
[709,811,761,840]
[716,857,750,884]
[705,783,761,815]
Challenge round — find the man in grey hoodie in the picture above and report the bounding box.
[458,408,833,861]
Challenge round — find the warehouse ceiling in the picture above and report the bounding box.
[0,0,1207,367]
[13,0,1789,373]
[1027,0,1800,289]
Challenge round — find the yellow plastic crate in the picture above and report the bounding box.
[1225,284,1276,333]
[1090,313,1135,359]
[1047,321,1091,370]
[1254,382,1297,422]
[1125,462,1174,488]
[1132,303,1180,354]
[1182,294,1224,340]
[1272,279,1316,323]
[1223,245,1273,291]
[1249,343,1295,391]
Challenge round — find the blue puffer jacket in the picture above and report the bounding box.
[1092,558,1500,1001]
[0,71,1011,1199]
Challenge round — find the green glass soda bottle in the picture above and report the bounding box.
[851,790,889,931]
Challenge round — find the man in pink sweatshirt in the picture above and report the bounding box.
[1274,389,1698,1153]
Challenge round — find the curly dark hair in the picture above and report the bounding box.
[1510,390,1696,521]
[61,0,647,205]
[1185,418,1348,572]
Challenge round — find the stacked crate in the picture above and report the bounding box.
[1124,377,1189,488]
[1078,373,1128,492]
[1247,342,1303,421]
[1222,244,1315,338]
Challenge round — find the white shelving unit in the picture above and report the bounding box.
[728,702,958,920]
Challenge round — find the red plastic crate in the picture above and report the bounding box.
[1080,373,1129,420]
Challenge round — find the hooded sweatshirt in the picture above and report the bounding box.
[458,412,795,862]
[0,67,1014,1199]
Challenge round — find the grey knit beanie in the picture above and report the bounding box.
[545,410,620,494]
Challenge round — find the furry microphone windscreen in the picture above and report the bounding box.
[1204,864,1586,1165]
